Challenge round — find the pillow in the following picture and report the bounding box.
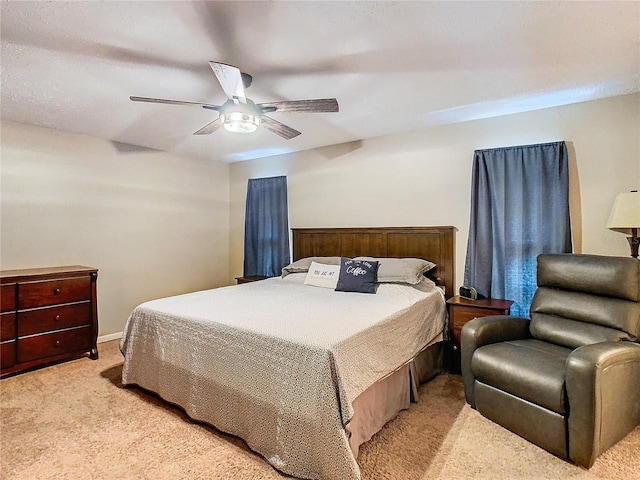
[280,272,307,283]
[354,257,436,284]
[281,256,342,277]
[335,258,379,294]
[304,262,340,289]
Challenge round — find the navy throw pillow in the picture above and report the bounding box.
[335,258,379,294]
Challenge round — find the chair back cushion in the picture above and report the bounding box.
[536,254,639,301]
[530,254,640,348]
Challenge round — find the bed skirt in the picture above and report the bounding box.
[347,340,444,457]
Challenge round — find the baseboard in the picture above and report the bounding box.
[98,331,122,343]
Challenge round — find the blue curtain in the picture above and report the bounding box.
[244,176,290,277]
[464,141,572,316]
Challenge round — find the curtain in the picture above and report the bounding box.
[244,176,290,277]
[464,141,572,316]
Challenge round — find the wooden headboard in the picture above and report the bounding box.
[292,226,457,298]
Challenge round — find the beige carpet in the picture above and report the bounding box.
[1,340,639,480]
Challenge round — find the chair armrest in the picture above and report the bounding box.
[566,341,640,468]
[461,315,530,408]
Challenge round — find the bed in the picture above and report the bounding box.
[120,226,456,480]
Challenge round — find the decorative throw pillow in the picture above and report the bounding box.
[304,262,341,289]
[335,258,379,294]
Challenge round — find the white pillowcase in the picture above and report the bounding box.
[304,261,341,289]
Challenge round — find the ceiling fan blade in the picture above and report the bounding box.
[209,62,246,104]
[130,96,221,110]
[193,117,222,135]
[257,98,339,113]
[260,115,302,140]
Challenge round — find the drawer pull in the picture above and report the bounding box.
[54,314,61,321]
[54,340,61,347]
[53,288,61,295]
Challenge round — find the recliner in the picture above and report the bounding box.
[461,254,640,467]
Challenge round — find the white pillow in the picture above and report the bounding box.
[304,261,340,289]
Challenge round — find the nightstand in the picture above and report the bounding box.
[446,295,514,373]
[235,276,270,285]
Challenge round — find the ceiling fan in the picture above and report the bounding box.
[130,62,339,140]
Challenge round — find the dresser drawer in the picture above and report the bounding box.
[1,284,16,312]
[18,303,92,337]
[450,306,486,325]
[1,340,16,368]
[18,277,91,309]
[17,326,91,363]
[1,312,16,341]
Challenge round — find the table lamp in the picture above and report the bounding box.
[607,190,640,258]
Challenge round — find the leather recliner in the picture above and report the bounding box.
[461,254,640,468]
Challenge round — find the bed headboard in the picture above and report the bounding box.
[291,226,456,298]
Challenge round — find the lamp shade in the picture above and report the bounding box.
[607,191,640,235]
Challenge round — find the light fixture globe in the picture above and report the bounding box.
[220,100,261,134]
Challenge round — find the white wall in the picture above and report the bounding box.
[2,94,636,336]
[1,121,230,337]
[230,93,639,289]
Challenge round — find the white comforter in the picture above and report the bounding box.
[120,275,446,480]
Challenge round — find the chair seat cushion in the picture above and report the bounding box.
[472,339,572,414]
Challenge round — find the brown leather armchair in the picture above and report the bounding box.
[461,254,640,468]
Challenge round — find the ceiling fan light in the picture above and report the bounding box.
[221,111,260,134]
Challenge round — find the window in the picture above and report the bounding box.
[464,141,572,316]
[244,176,290,277]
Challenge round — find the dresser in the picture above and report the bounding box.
[446,295,513,373]
[1,266,98,378]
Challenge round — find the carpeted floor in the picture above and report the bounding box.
[1,340,639,480]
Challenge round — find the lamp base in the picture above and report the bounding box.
[628,236,639,259]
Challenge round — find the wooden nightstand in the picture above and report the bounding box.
[446,295,514,373]
[235,276,270,285]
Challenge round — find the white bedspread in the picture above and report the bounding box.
[120,275,446,480]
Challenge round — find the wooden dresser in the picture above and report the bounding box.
[1,266,98,378]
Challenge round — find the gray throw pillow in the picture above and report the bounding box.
[281,256,342,277]
[354,257,436,284]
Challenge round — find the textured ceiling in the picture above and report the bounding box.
[1,1,639,162]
